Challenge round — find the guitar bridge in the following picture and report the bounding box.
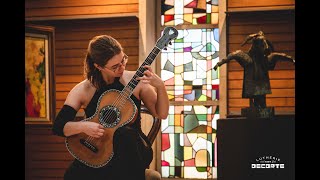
[80,139,98,153]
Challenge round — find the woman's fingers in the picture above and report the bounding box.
[93,131,104,138]
[93,125,104,138]
[144,70,152,77]
[135,65,160,84]
[143,65,153,72]
[136,75,150,83]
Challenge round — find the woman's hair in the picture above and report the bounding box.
[84,35,123,89]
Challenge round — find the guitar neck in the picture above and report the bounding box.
[122,46,161,96]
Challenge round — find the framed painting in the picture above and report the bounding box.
[25,24,55,125]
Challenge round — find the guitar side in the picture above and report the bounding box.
[65,89,138,168]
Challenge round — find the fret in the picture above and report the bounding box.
[119,27,178,99]
[122,47,161,97]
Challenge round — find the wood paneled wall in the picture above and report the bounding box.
[25,125,73,180]
[25,17,139,180]
[30,17,140,113]
[228,0,295,9]
[226,10,295,116]
[25,0,139,20]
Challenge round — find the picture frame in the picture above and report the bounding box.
[25,24,55,125]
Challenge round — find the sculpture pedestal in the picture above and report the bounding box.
[217,117,295,180]
[241,107,274,119]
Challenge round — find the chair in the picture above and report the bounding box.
[140,104,162,180]
[140,104,161,146]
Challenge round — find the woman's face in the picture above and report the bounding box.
[103,52,128,77]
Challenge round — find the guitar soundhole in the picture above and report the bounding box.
[99,105,121,128]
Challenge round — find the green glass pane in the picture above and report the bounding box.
[196,167,207,172]
[197,114,207,121]
[207,13,211,24]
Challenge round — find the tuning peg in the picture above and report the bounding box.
[169,42,172,45]
[164,47,167,50]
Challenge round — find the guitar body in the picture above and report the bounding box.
[65,89,138,168]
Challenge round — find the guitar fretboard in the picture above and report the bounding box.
[122,47,161,97]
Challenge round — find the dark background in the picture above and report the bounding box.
[217,117,295,180]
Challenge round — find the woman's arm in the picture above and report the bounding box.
[137,65,169,119]
[52,81,104,138]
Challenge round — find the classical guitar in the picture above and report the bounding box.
[65,27,178,168]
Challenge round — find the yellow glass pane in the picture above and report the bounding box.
[195,149,208,166]
[184,146,193,159]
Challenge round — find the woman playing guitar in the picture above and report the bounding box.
[52,34,169,180]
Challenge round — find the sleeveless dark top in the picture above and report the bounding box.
[64,77,152,180]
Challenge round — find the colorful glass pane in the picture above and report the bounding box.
[160,28,219,178]
[161,0,219,26]
[161,29,220,102]
[161,105,219,178]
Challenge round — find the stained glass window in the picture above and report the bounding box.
[160,0,220,178]
[160,28,219,178]
[161,0,219,26]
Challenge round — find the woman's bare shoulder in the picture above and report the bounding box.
[71,79,93,92]
[121,70,135,84]
[124,70,135,78]
[67,80,96,100]
[65,79,96,109]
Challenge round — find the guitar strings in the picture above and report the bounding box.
[98,48,160,123]
[85,48,159,145]
[84,48,160,145]
[98,48,159,125]
[84,78,137,144]
[85,48,160,144]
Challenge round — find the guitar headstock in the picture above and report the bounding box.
[156,27,178,50]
